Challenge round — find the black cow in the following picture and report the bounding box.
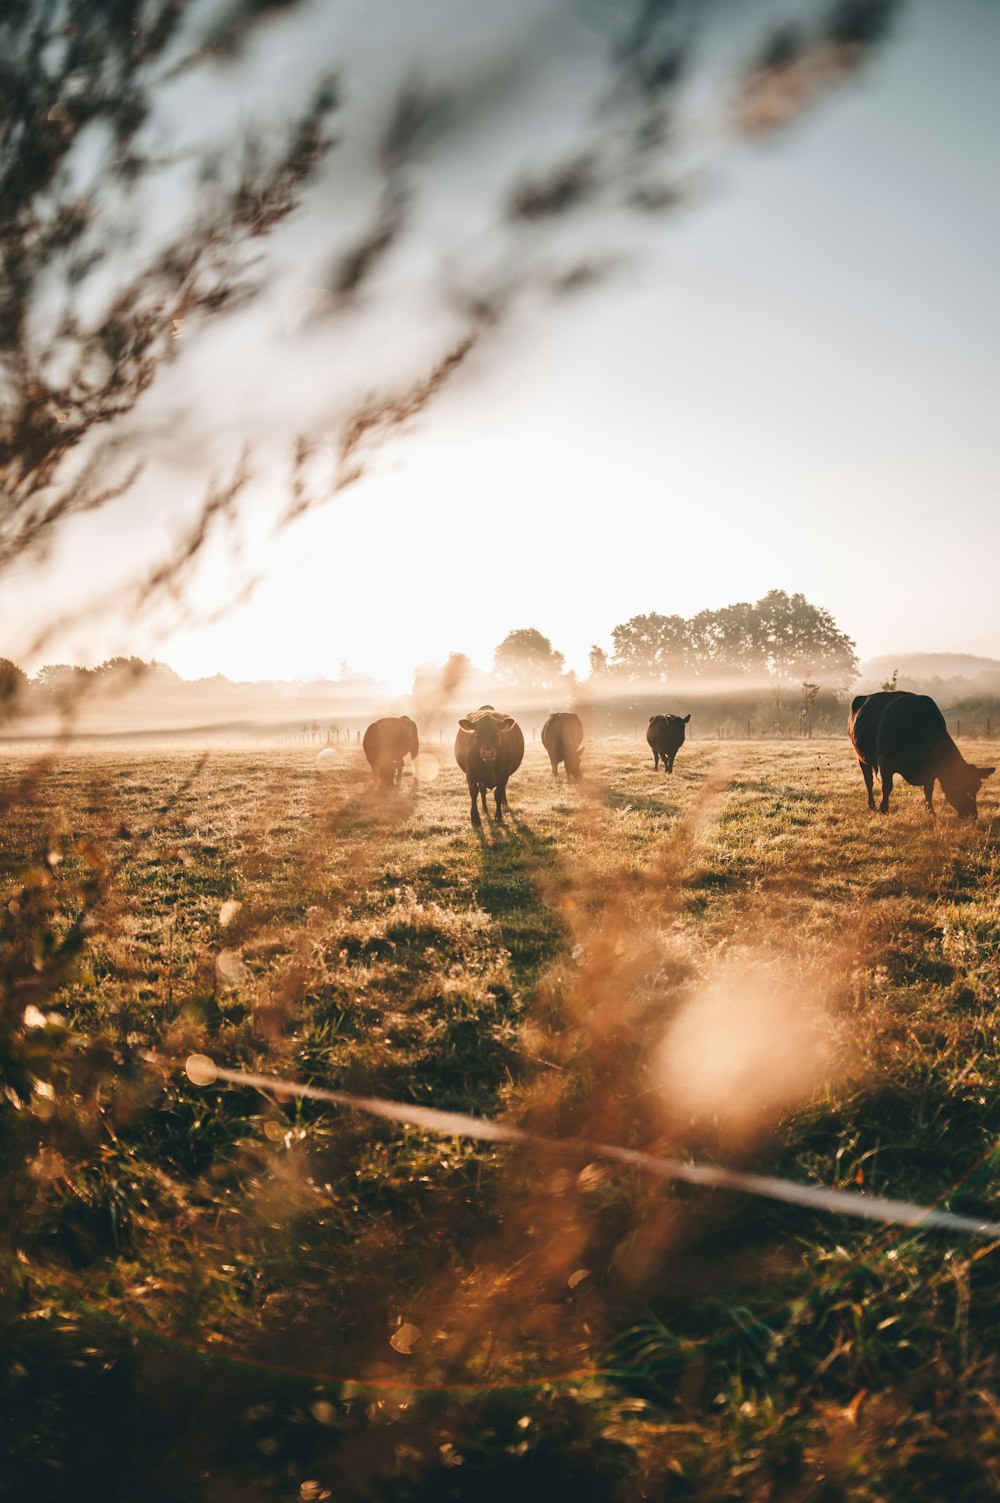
[454,706,525,826]
[362,715,419,789]
[647,713,690,773]
[541,711,584,779]
[849,691,994,820]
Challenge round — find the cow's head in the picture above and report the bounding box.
[943,763,995,820]
[458,713,515,765]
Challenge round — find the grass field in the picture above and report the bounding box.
[3,736,1000,1501]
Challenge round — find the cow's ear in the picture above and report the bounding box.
[683,714,691,723]
[976,766,996,780]
[499,716,516,732]
[458,717,475,732]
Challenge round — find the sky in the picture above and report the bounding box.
[4,0,999,691]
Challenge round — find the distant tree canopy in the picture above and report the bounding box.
[30,657,180,694]
[608,590,858,687]
[0,657,27,721]
[589,645,609,678]
[494,629,566,691]
[611,613,691,681]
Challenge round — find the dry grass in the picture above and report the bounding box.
[2,736,1000,1501]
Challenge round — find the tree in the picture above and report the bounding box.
[605,591,858,690]
[494,628,566,691]
[610,613,690,682]
[686,603,766,679]
[0,657,27,722]
[800,680,821,736]
[881,668,899,692]
[33,662,94,693]
[751,589,858,688]
[589,645,609,678]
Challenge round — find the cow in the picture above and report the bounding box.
[362,715,419,789]
[647,713,690,773]
[848,691,994,820]
[454,705,525,826]
[541,711,584,780]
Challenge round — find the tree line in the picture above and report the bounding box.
[494,590,859,691]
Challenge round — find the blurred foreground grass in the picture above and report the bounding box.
[2,738,1000,1501]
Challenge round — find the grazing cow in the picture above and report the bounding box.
[362,715,419,789]
[541,711,584,780]
[454,705,525,826]
[647,713,690,773]
[849,691,994,820]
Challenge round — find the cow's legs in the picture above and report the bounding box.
[878,767,894,814]
[480,786,489,813]
[666,752,676,773]
[548,754,559,778]
[494,780,508,822]
[468,776,482,827]
[859,761,876,811]
[923,781,936,817]
[650,748,660,770]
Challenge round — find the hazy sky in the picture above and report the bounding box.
[5,0,999,689]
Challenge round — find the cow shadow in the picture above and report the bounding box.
[472,812,568,995]
[314,773,423,840]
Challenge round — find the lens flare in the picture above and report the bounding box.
[413,752,440,782]
[185,1053,218,1086]
[215,949,251,987]
[655,964,832,1145]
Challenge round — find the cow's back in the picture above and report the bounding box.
[362,717,386,767]
[543,712,583,758]
[878,693,952,782]
[848,693,887,766]
[364,716,407,765]
[652,715,685,755]
[850,691,952,778]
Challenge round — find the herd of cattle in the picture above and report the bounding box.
[361,692,995,827]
